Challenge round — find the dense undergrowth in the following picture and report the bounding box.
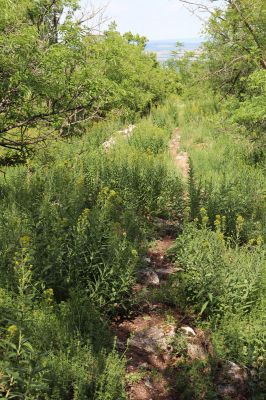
[0,1,265,399]
[165,94,266,399]
[0,99,183,399]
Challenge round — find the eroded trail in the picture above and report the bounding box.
[112,129,190,400]
[114,238,183,400]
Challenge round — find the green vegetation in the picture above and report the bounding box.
[163,1,265,397]
[0,0,179,161]
[0,95,182,398]
[0,0,265,399]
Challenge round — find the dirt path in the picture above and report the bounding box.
[169,128,189,179]
[111,128,191,400]
[113,238,184,400]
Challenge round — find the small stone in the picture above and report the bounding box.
[140,269,160,286]
[155,266,182,279]
[187,343,207,360]
[144,377,153,389]
[129,324,176,354]
[139,362,149,370]
[180,326,196,336]
[102,137,116,151]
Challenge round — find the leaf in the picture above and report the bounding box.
[199,301,209,316]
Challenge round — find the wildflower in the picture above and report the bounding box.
[44,288,54,304]
[256,236,263,246]
[236,215,245,238]
[184,206,191,222]
[202,215,209,226]
[82,208,90,216]
[20,235,31,247]
[214,214,221,230]
[248,238,255,246]
[200,207,207,216]
[109,190,117,198]
[44,288,54,297]
[131,249,138,257]
[102,187,109,195]
[221,216,226,231]
[7,324,18,337]
[200,207,209,226]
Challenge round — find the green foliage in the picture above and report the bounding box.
[0,1,180,158]
[169,222,265,394]
[204,0,266,96]
[95,346,127,400]
[175,360,216,400]
[171,224,265,318]
[0,101,183,398]
[180,99,265,240]
[129,121,169,154]
[232,70,266,137]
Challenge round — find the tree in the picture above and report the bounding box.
[178,0,266,94]
[0,0,107,155]
[0,1,180,160]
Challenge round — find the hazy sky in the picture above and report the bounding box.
[81,0,205,40]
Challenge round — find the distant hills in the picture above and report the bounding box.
[145,39,203,62]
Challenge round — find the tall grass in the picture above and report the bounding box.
[180,98,265,241]
[0,100,183,399]
[166,95,266,397]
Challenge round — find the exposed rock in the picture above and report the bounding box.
[138,362,150,370]
[102,137,116,151]
[217,384,239,398]
[217,361,248,399]
[118,124,136,139]
[187,342,208,361]
[144,377,153,389]
[139,269,160,286]
[129,324,176,354]
[116,338,126,352]
[180,326,196,336]
[103,125,136,152]
[155,266,183,279]
[144,257,151,263]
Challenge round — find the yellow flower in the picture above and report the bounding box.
[256,236,263,246]
[44,288,54,297]
[131,249,138,257]
[200,207,207,216]
[202,215,209,225]
[248,238,255,246]
[236,215,245,237]
[44,288,54,304]
[20,235,31,247]
[236,215,244,226]
[109,190,117,198]
[7,324,18,337]
[214,215,222,233]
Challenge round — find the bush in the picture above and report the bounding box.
[0,101,183,398]
[170,224,265,319]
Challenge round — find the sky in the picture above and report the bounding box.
[80,0,206,40]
